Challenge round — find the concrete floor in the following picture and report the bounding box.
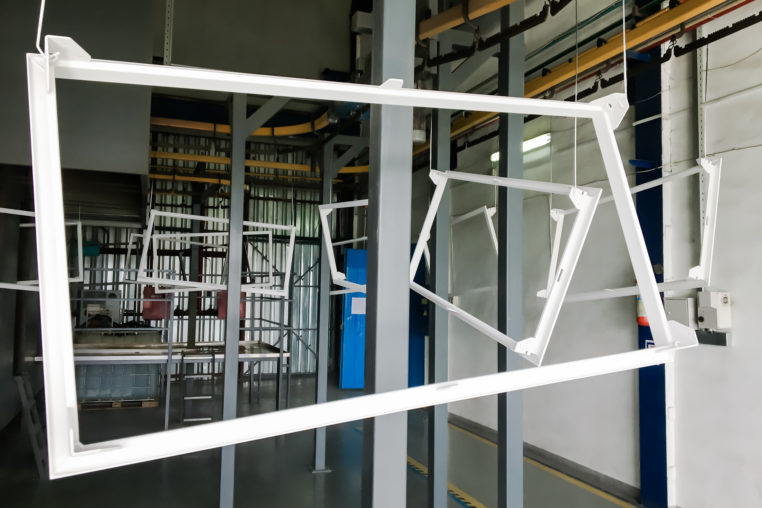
[0,376,634,507]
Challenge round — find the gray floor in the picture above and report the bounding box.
[0,376,632,507]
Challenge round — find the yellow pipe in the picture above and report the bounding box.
[150,150,369,174]
[151,111,331,137]
[416,0,725,154]
[149,171,340,185]
[148,173,251,189]
[418,0,519,41]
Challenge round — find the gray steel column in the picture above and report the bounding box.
[220,94,287,508]
[427,21,452,508]
[496,3,525,508]
[219,92,248,508]
[187,193,201,348]
[362,0,414,506]
[314,141,334,473]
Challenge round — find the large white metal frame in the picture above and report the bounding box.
[317,199,368,295]
[539,157,722,303]
[136,209,294,297]
[28,36,696,479]
[0,207,83,292]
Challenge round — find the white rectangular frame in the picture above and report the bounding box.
[411,170,602,365]
[149,230,274,291]
[318,199,368,295]
[136,209,295,297]
[0,207,83,292]
[28,36,696,479]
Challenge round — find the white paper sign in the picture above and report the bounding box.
[351,297,366,315]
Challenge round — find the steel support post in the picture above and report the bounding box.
[496,3,525,508]
[427,16,452,508]
[219,93,247,508]
[314,141,335,472]
[219,94,286,508]
[362,0,414,506]
[187,192,201,348]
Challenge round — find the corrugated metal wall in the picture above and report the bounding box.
[80,134,322,374]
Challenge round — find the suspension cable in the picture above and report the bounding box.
[35,0,46,54]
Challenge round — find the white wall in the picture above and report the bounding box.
[663,4,762,507]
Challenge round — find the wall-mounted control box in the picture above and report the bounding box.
[697,291,732,330]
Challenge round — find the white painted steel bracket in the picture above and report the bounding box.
[0,208,83,292]
[541,158,722,303]
[27,36,696,479]
[135,209,295,297]
[318,199,368,295]
[411,170,602,365]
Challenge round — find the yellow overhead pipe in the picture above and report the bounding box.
[150,151,368,175]
[151,111,331,137]
[148,173,251,189]
[415,0,727,155]
[418,0,519,41]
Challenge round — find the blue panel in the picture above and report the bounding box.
[408,245,427,387]
[633,40,668,508]
[339,249,367,390]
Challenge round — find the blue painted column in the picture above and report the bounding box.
[633,41,667,507]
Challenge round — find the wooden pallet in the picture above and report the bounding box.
[78,399,159,410]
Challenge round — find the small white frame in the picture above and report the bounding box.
[28,36,696,479]
[318,199,368,295]
[136,209,295,297]
[539,158,722,303]
[0,207,83,292]
[149,230,274,291]
[411,170,602,365]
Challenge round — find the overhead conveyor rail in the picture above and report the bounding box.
[414,0,750,156]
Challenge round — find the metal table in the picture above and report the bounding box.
[34,341,291,425]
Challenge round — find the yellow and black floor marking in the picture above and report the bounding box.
[406,456,487,508]
[448,424,638,508]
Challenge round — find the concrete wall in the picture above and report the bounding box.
[663,5,762,507]
[0,167,25,430]
[169,0,351,79]
[0,1,153,174]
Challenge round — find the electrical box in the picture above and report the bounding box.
[665,297,697,329]
[697,291,732,330]
[79,289,122,326]
[351,11,373,33]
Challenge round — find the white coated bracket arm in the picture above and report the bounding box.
[687,157,721,285]
[537,208,565,298]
